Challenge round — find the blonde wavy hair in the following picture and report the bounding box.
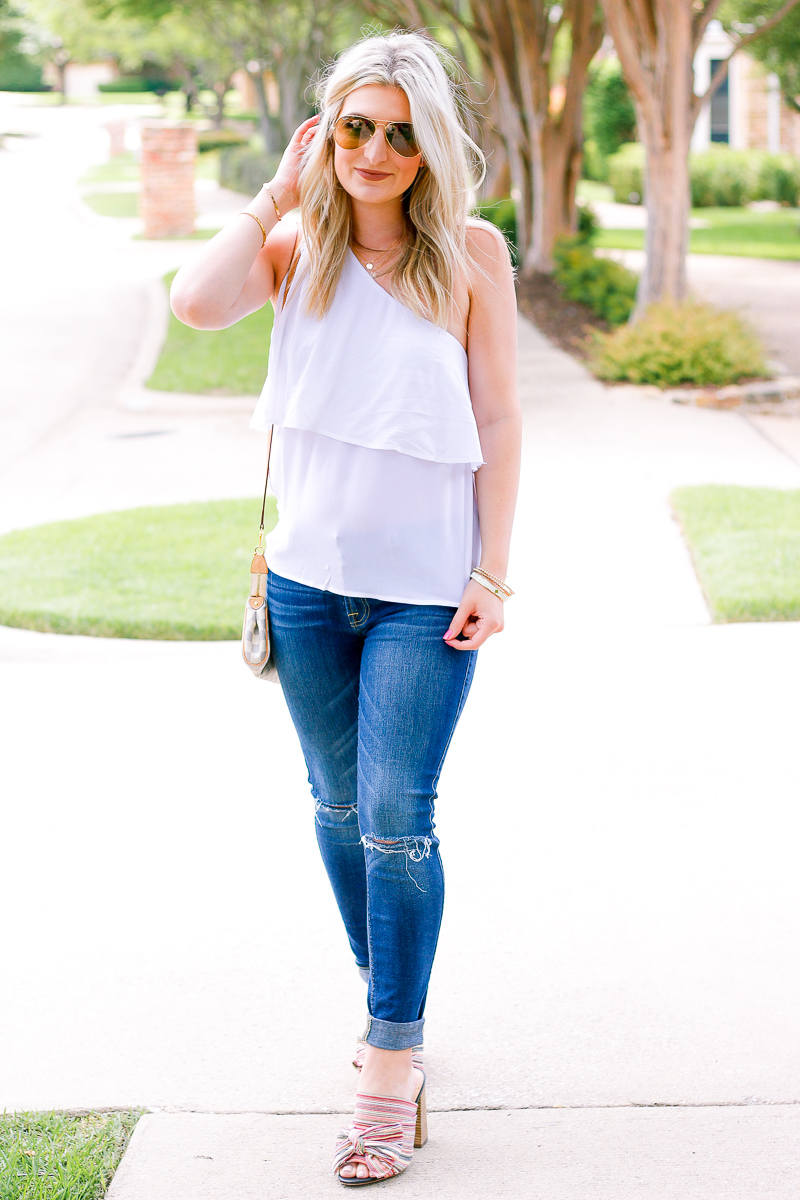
[296,29,486,328]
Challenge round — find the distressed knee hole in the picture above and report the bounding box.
[314,799,358,824]
[361,835,434,892]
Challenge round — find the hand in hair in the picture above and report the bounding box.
[271,114,321,213]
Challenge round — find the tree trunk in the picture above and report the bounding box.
[470,0,603,275]
[598,0,701,312]
[249,67,275,154]
[638,123,691,308]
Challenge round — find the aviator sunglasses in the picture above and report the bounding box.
[333,113,420,159]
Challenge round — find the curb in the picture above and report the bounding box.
[116,274,258,416]
[667,376,800,411]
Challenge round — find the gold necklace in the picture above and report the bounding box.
[351,231,405,274]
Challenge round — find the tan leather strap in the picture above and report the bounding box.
[259,425,274,539]
[282,227,302,311]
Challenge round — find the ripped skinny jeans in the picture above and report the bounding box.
[267,571,477,1051]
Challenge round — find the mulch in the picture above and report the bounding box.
[515,272,609,361]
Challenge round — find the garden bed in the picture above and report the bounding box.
[515,271,610,359]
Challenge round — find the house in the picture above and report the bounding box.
[692,19,800,155]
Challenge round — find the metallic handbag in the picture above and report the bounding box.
[242,426,279,683]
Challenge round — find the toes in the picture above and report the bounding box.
[358,1164,369,1178]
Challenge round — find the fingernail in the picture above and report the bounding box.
[443,631,453,640]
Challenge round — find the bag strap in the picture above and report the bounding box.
[257,227,302,550]
[257,425,274,552]
[282,229,302,311]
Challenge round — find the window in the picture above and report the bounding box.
[709,59,729,143]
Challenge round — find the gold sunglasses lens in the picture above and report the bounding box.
[335,116,375,149]
[386,122,418,158]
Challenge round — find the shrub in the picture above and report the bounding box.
[584,60,637,162]
[607,143,644,204]
[609,144,800,209]
[755,153,800,206]
[690,149,756,207]
[577,202,598,242]
[589,301,767,387]
[0,55,49,91]
[219,145,282,195]
[553,236,638,325]
[197,129,249,153]
[475,197,517,261]
[98,77,180,93]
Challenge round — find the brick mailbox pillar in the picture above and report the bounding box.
[140,123,196,239]
[105,120,126,157]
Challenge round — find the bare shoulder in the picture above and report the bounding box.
[263,216,303,299]
[465,217,515,301]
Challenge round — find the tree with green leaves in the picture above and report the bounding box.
[362,0,605,276]
[720,0,800,111]
[599,0,800,314]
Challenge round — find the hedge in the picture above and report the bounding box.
[219,146,282,196]
[98,77,180,93]
[553,235,638,325]
[608,144,800,207]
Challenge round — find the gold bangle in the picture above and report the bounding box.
[472,567,514,597]
[264,184,282,221]
[470,570,509,601]
[239,210,266,248]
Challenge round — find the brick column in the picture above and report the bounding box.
[105,120,126,157]
[140,123,196,239]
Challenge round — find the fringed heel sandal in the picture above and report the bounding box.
[333,1072,427,1187]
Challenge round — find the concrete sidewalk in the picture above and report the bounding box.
[2,105,800,1198]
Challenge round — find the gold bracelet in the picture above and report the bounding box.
[239,210,266,248]
[472,566,514,597]
[264,184,282,221]
[470,570,510,601]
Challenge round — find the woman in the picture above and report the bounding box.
[171,29,521,1186]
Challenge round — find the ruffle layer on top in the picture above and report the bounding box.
[249,246,485,472]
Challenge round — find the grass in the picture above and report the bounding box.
[0,498,278,640]
[671,485,800,621]
[576,180,614,204]
[0,1109,142,1199]
[79,154,139,183]
[78,150,218,186]
[132,228,221,241]
[80,191,139,218]
[595,207,800,260]
[147,271,273,394]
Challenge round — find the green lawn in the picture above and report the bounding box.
[81,191,139,218]
[148,271,273,394]
[79,154,140,184]
[671,485,800,621]
[0,498,278,640]
[0,1109,142,1200]
[596,207,800,260]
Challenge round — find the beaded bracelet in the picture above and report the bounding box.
[470,570,512,601]
[472,566,514,597]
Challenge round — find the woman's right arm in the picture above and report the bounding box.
[169,114,320,331]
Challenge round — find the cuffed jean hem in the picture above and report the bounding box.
[362,1014,425,1051]
[357,964,371,984]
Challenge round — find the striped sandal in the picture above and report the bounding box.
[333,1073,427,1187]
[352,1039,424,1071]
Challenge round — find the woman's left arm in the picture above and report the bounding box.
[444,222,522,651]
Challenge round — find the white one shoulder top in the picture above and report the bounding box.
[249,244,484,606]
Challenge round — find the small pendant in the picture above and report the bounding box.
[366,261,374,271]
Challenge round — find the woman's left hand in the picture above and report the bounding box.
[443,579,505,650]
